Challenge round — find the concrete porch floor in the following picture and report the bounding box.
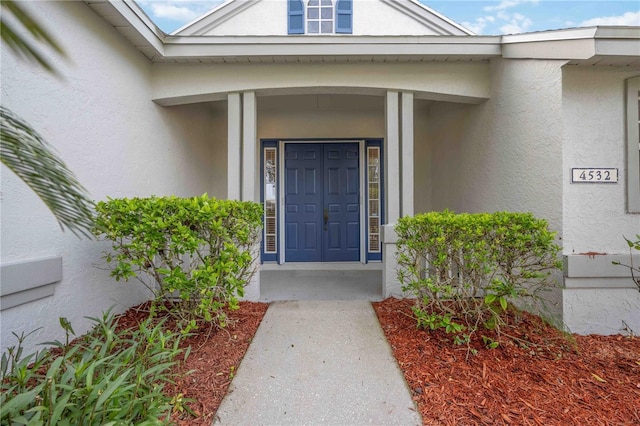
[259,262,383,302]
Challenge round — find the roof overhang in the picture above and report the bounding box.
[503,27,640,67]
[161,35,501,63]
[379,0,474,36]
[172,0,260,36]
[84,1,640,68]
[84,0,499,63]
[85,0,165,59]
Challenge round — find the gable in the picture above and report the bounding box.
[174,0,472,36]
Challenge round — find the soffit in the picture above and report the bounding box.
[503,27,640,68]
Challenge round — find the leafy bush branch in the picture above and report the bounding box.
[94,195,263,332]
[396,211,561,346]
[612,234,640,292]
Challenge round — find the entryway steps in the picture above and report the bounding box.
[259,263,383,302]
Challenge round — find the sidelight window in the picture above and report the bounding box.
[367,146,381,253]
[264,147,278,254]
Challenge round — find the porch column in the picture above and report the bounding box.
[381,91,401,297]
[401,92,414,217]
[242,91,257,202]
[227,92,242,200]
[383,91,411,299]
[385,91,400,223]
[226,93,261,300]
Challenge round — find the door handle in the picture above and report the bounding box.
[323,209,329,230]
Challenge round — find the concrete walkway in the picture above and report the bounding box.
[214,300,422,426]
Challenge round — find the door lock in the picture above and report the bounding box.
[323,209,329,230]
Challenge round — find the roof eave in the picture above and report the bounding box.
[380,0,474,36]
[172,0,261,36]
[84,2,639,67]
[85,0,166,59]
[160,35,502,61]
[501,26,640,63]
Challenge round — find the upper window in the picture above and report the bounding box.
[288,0,352,35]
[626,76,640,213]
[307,0,333,34]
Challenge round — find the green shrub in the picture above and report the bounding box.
[94,195,263,331]
[396,210,561,344]
[0,312,187,425]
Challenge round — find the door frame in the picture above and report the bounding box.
[279,139,366,264]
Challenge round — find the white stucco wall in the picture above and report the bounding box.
[0,2,214,354]
[184,0,451,36]
[193,0,287,36]
[563,288,639,335]
[353,0,448,36]
[561,67,640,335]
[428,59,564,228]
[258,94,384,139]
[207,101,229,198]
[562,67,640,254]
[413,99,432,213]
[426,58,565,319]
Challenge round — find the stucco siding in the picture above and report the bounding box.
[0,2,213,354]
[151,62,491,106]
[561,67,640,335]
[353,1,447,36]
[426,58,565,318]
[208,101,229,198]
[561,67,640,254]
[184,0,453,36]
[563,288,639,335]
[413,100,432,213]
[193,0,287,36]
[429,58,564,227]
[258,94,385,139]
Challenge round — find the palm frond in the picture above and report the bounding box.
[1,106,95,238]
[0,1,66,74]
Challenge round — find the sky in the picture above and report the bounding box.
[137,0,640,35]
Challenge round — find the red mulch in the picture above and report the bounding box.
[111,297,640,425]
[114,301,268,426]
[372,298,640,426]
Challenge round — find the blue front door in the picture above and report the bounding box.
[285,143,360,262]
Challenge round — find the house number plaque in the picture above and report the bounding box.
[571,168,618,183]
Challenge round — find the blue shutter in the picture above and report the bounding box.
[288,0,305,34]
[335,0,352,34]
